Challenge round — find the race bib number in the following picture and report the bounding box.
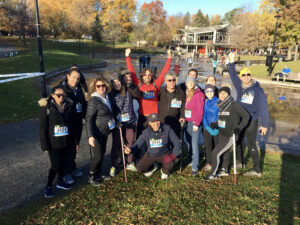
[76,103,82,113]
[119,113,130,122]
[185,109,192,118]
[241,91,254,105]
[54,125,69,137]
[108,119,116,130]
[143,91,155,99]
[218,120,226,128]
[171,98,182,108]
[150,138,163,148]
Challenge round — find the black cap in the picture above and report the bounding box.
[147,114,160,122]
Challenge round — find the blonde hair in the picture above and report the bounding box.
[186,83,195,102]
[206,75,216,83]
[88,77,110,99]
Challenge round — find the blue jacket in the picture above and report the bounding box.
[203,96,219,127]
[229,63,269,127]
[131,124,180,157]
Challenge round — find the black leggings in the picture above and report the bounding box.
[203,129,219,165]
[90,135,108,175]
[47,147,67,187]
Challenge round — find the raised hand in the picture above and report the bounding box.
[125,48,131,57]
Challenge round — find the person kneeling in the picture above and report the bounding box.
[124,114,180,179]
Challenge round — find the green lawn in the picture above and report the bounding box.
[0,151,299,225]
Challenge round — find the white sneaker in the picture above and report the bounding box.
[110,167,116,177]
[161,169,168,180]
[126,163,137,171]
[63,174,74,185]
[143,163,158,177]
[72,169,83,177]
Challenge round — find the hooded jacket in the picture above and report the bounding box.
[184,88,205,126]
[39,97,78,151]
[203,96,219,127]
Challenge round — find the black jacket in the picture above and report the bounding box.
[39,97,78,151]
[86,93,116,138]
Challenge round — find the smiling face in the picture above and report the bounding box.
[142,69,152,84]
[67,71,80,88]
[165,74,176,89]
[112,79,122,90]
[240,73,252,85]
[52,88,66,105]
[188,70,197,79]
[186,81,195,90]
[219,90,229,101]
[123,74,132,85]
[205,88,215,99]
[149,120,160,131]
[95,81,107,96]
[206,76,216,86]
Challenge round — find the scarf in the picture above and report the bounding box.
[217,95,234,112]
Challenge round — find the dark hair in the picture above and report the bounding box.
[188,68,198,77]
[69,67,80,75]
[51,85,65,94]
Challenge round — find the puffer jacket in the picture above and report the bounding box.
[39,97,78,151]
[86,92,116,138]
[203,96,219,127]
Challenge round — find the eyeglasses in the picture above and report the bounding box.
[144,73,152,77]
[167,79,176,82]
[55,93,66,98]
[241,73,251,77]
[96,84,106,88]
[205,89,214,93]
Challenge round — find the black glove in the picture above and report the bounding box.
[234,127,241,135]
[210,122,219,129]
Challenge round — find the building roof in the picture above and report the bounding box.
[180,24,231,34]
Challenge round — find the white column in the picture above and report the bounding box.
[213,30,216,44]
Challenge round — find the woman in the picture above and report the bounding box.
[202,84,219,172]
[205,86,249,181]
[211,58,219,75]
[39,86,77,198]
[184,77,205,176]
[109,72,143,176]
[86,77,115,186]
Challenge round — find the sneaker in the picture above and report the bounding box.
[126,163,137,171]
[44,187,53,198]
[63,174,74,185]
[191,170,198,176]
[143,163,158,177]
[243,170,262,177]
[161,169,168,180]
[88,176,101,187]
[202,163,212,172]
[110,167,116,177]
[188,162,192,167]
[56,181,71,190]
[236,163,245,169]
[72,169,83,177]
[204,175,218,181]
[101,174,111,181]
[218,168,229,177]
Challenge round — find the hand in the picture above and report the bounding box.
[259,126,268,135]
[210,122,218,129]
[45,150,49,154]
[76,145,79,151]
[211,129,219,136]
[228,52,235,63]
[193,125,198,132]
[124,145,131,154]
[125,48,131,57]
[163,153,176,165]
[167,49,172,58]
[205,126,213,134]
[179,118,185,125]
[88,137,95,147]
[234,127,241,135]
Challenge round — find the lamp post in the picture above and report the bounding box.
[268,12,281,77]
[34,0,46,97]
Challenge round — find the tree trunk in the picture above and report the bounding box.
[287,46,293,60]
[294,44,298,61]
[78,37,81,53]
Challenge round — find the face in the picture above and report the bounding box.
[112,79,121,90]
[165,75,176,89]
[188,71,197,79]
[95,81,107,96]
[52,88,66,105]
[149,120,160,131]
[67,71,80,88]
[206,77,216,86]
[205,88,215,99]
[186,81,195,90]
[240,73,252,85]
[142,70,152,84]
[123,74,132,84]
[219,91,229,101]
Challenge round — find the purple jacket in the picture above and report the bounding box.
[184,88,205,126]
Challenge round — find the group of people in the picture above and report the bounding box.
[39,50,269,198]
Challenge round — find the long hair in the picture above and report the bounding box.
[140,68,154,84]
[186,83,195,102]
[88,77,110,99]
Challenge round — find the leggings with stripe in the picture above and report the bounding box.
[209,133,233,176]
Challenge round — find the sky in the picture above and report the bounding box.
[139,0,260,17]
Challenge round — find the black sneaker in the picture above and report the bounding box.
[56,181,71,190]
[44,187,53,198]
[88,176,101,187]
[204,175,218,181]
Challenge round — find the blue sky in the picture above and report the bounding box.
[139,0,260,17]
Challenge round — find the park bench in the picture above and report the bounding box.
[272,71,300,82]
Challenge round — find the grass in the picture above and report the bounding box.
[0,151,299,225]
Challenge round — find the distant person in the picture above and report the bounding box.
[139,56,143,72]
[211,58,219,75]
[146,55,151,68]
[141,55,147,69]
[281,65,291,82]
[173,62,182,79]
[188,57,193,67]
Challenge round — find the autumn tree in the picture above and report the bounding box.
[166,15,184,39]
[130,8,149,45]
[222,8,242,24]
[210,14,222,26]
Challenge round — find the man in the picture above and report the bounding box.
[124,114,180,179]
[60,68,87,184]
[146,55,151,68]
[158,72,185,138]
[228,52,269,177]
[179,68,203,92]
[173,62,181,77]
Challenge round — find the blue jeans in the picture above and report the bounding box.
[185,121,201,171]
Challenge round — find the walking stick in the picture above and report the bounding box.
[89,145,93,162]
[180,122,185,172]
[119,126,128,184]
[232,134,237,185]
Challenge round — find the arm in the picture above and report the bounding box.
[228,52,241,89]
[258,89,269,128]
[234,103,250,130]
[127,85,143,99]
[80,72,88,93]
[155,50,172,89]
[193,92,205,127]
[202,104,209,127]
[85,99,98,138]
[125,49,140,87]
[179,89,186,119]
[130,130,147,154]
[39,107,50,151]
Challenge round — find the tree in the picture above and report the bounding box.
[210,14,222,26]
[192,9,209,27]
[130,8,149,45]
[92,14,103,42]
[166,15,184,39]
[183,12,191,26]
[222,8,242,24]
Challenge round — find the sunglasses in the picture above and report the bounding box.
[144,73,152,77]
[55,93,66,98]
[241,73,251,77]
[205,89,214,93]
[96,84,106,88]
[167,79,176,82]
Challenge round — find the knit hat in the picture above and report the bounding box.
[204,84,214,92]
[110,72,121,82]
[219,86,231,95]
[239,67,252,77]
[185,76,195,83]
[147,113,160,122]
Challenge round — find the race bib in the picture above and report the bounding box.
[150,138,163,148]
[143,91,155,99]
[119,113,130,122]
[241,91,254,105]
[76,103,82,113]
[185,109,192,118]
[171,98,182,108]
[218,120,226,128]
[54,125,69,137]
[108,119,116,130]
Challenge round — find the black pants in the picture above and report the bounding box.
[209,133,233,176]
[90,135,108,175]
[137,153,174,175]
[203,129,219,165]
[47,147,68,187]
[213,67,216,74]
[164,117,182,138]
[237,120,260,172]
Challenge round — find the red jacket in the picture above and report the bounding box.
[126,56,172,115]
